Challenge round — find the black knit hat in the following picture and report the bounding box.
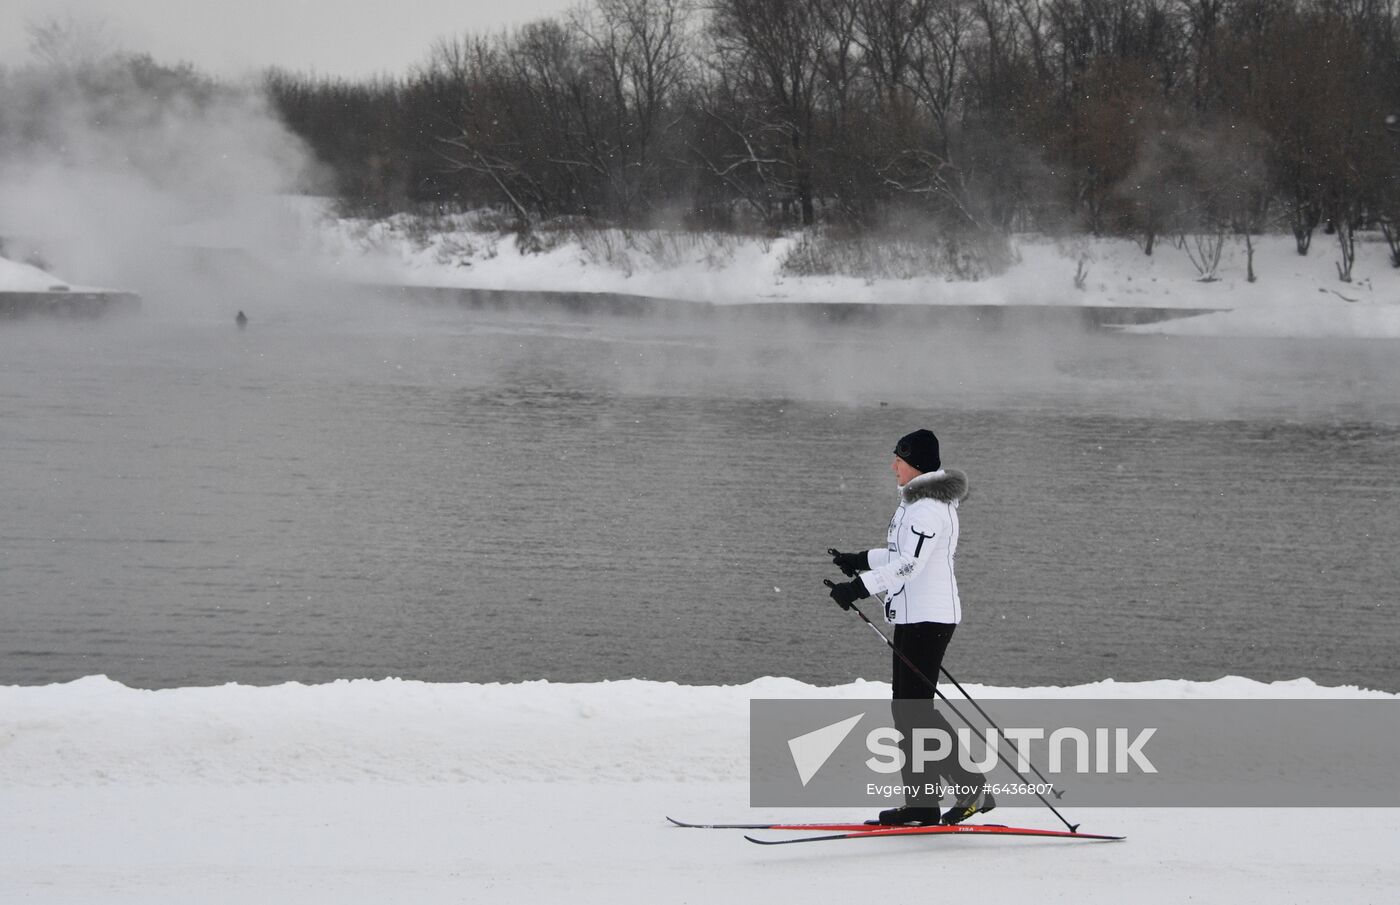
[894,429,940,473]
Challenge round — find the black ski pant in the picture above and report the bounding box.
[891,621,984,804]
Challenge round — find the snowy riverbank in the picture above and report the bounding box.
[5,674,1390,786]
[8,204,1400,338]
[0,252,140,317]
[309,212,1400,339]
[3,676,1397,903]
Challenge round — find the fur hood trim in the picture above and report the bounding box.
[901,469,969,505]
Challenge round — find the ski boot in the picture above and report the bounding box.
[864,805,943,827]
[941,786,996,825]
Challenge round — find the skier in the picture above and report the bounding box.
[826,428,994,827]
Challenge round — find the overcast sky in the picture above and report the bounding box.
[0,0,579,78]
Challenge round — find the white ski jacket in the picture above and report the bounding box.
[859,469,968,625]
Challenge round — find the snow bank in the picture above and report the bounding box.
[13,207,1400,339]
[0,254,119,295]
[2,675,1389,788]
[0,255,74,292]
[308,215,1400,339]
[3,675,1396,904]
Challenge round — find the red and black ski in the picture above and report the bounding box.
[668,816,1124,843]
[743,823,1125,845]
[667,816,884,832]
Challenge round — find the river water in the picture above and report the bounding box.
[3,290,1398,690]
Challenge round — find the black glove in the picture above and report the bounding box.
[828,547,869,578]
[824,577,870,611]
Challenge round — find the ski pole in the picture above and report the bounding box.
[936,664,1063,797]
[823,581,1080,832]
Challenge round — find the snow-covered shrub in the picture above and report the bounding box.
[569,228,741,275]
[779,228,1015,281]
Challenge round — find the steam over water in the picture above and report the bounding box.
[3,294,1398,690]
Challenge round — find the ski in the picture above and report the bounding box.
[667,816,886,832]
[744,823,1125,845]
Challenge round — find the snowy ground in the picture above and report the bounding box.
[0,255,85,293]
[7,204,1400,338]
[306,212,1400,339]
[6,218,1398,901]
[3,676,1397,904]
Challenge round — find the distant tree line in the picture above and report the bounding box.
[0,44,223,163]
[264,0,1400,259]
[0,19,308,209]
[4,2,1391,271]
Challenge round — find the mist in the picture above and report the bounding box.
[1,28,1396,430]
[0,48,328,320]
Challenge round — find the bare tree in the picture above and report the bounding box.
[571,0,695,219]
[905,0,973,147]
[853,0,931,110]
[1183,227,1225,281]
[255,0,1400,260]
[26,15,115,70]
[1334,215,1358,282]
[706,0,830,225]
[686,66,791,227]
